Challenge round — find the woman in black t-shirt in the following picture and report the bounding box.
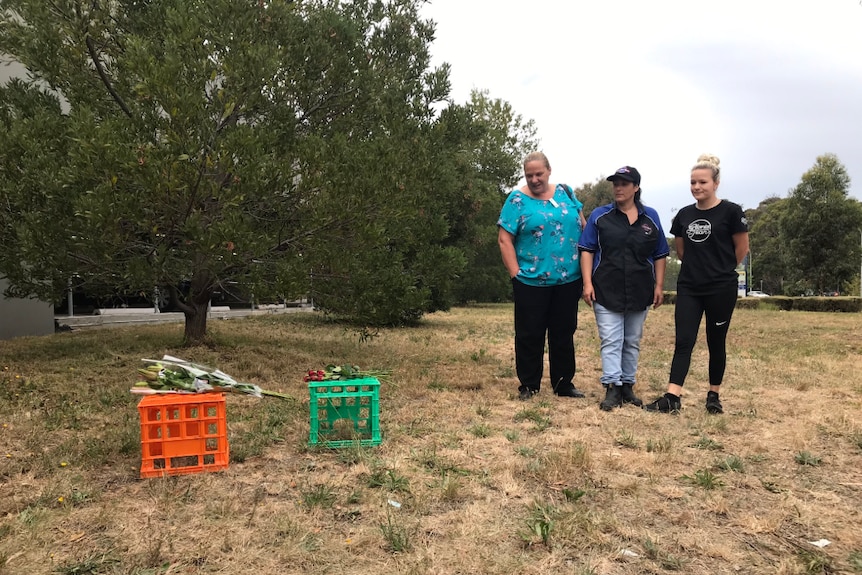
[644,154,749,414]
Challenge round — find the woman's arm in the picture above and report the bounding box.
[733,232,750,266]
[498,228,520,278]
[580,251,595,306]
[653,257,667,309]
[674,236,685,262]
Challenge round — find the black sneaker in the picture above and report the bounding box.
[644,393,682,413]
[706,391,723,414]
[620,384,643,407]
[518,386,538,401]
[600,385,623,411]
[554,383,586,398]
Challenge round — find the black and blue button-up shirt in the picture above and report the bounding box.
[578,203,670,312]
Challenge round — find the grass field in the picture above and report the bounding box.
[1,303,861,574]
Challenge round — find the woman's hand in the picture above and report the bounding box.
[582,283,596,307]
[652,286,664,309]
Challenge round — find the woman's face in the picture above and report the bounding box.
[690,168,718,201]
[524,160,551,195]
[611,179,638,204]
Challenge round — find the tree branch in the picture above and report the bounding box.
[85,35,132,118]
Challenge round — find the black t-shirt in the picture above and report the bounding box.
[670,200,748,294]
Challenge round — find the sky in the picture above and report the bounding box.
[419,0,862,227]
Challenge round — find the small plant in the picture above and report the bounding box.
[427,379,449,391]
[515,446,536,458]
[716,455,745,473]
[468,422,492,438]
[562,488,586,502]
[337,440,373,466]
[367,468,410,493]
[794,451,823,466]
[681,469,724,490]
[475,404,491,418]
[851,431,862,452]
[518,500,558,547]
[848,550,862,572]
[796,549,831,574]
[469,348,487,362]
[646,436,673,453]
[301,484,336,508]
[379,511,413,553]
[690,435,724,450]
[504,429,519,442]
[615,430,639,449]
[514,407,551,432]
[644,538,685,570]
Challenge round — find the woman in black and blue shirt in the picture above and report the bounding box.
[579,166,669,411]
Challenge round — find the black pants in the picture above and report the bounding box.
[512,278,582,392]
[669,286,738,387]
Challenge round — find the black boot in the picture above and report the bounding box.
[600,385,623,411]
[620,384,643,407]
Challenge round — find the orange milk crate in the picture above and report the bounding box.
[137,392,229,478]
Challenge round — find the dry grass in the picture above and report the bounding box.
[1,304,862,574]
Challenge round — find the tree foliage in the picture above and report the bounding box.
[0,0,535,343]
[746,154,862,295]
[572,177,613,219]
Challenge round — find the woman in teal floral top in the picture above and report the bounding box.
[498,152,587,401]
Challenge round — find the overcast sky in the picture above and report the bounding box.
[420,0,862,227]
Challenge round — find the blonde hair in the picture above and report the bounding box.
[523,151,550,170]
[692,153,720,183]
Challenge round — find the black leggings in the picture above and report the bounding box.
[668,287,738,387]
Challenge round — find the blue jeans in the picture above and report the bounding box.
[593,303,649,387]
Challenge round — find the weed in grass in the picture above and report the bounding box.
[367,468,410,493]
[681,469,724,490]
[301,484,337,508]
[562,488,586,502]
[715,455,745,473]
[336,440,373,466]
[514,407,551,432]
[851,431,862,452]
[795,451,823,466]
[379,511,413,553]
[797,549,831,574]
[564,441,592,471]
[644,538,685,570]
[470,349,487,362]
[468,423,492,438]
[504,429,519,442]
[848,551,862,572]
[475,404,491,418]
[690,435,724,450]
[497,366,515,378]
[615,430,639,449]
[515,446,536,458]
[646,436,673,453]
[519,500,559,547]
[56,551,119,575]
[427,379,448,391]
[430,471,462,503]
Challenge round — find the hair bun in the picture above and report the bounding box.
[696,153,720,167]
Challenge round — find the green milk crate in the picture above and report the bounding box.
[308,378,381,447]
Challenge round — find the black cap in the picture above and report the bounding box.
[606,166,641,185]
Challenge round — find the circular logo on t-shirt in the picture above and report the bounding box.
[686,219,712,242]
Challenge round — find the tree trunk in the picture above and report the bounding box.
[183,299,210,346]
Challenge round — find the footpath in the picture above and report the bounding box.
[55,303,314,330]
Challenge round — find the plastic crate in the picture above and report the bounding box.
[137,393,229,478]
[308,378,381,447]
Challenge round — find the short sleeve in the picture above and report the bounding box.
[730,203,748,234]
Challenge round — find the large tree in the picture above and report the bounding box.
[778,154,862,295]
[0,0,531,342]
[746,196,789,295]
